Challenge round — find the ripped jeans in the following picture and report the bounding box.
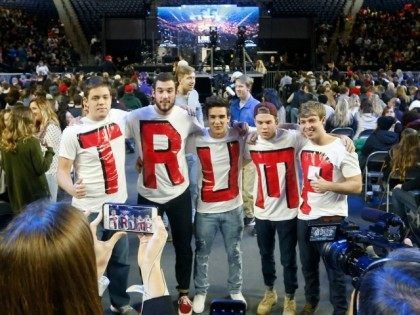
[193,207,244,295]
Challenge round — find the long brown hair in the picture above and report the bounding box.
[0,201,103,315]
[30,98,59,133]
[0,106,36,152]
[391,128,420,179]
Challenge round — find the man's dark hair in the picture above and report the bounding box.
[204,95,229,118]
[82,76,111,98]
[153,72,175,89]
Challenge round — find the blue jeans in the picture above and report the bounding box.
[255,217,298,294]
[187,154,199,211]
[297,219,348,315]
[194,207,244,294]
[88,213,130,307]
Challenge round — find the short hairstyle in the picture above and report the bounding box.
[153,72,176,89]
[176,65,195,81]
[204,95,229,118]
[82,76,111,99]
[235,74,254,89]
[0,201,102,315]
[357,248,420,315]
[299,101,326,119]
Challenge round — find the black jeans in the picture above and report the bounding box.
[255,217,298,294]
[297,219,348,315]
[138,188,193,291]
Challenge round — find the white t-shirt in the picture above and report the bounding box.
[188,128,244,213]
[298,138,361,220]
[59,109,128,212]
[244,129,307,221]
[126,105,201,204]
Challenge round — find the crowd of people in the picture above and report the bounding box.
[0,57,418,315]
[0,3,419,315]
[0,8,80,73]
[337,4,418,70]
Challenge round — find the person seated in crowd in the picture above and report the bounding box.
[359,116,399,169]
[382,105,402,133]
[392,174,420,246]
[325,97,358,134]
[0,200,174,315]
[349,248,420,315]
[355,98,378,138]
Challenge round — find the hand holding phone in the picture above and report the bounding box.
[90,211,126,278]
[103,203,158,233]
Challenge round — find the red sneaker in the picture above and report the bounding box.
[178,295,193,315]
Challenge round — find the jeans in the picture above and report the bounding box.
[391,188,418,226]
[255,217,298,294]
[186,153,199,213]
[242,163,255,219]
[138,188,193,291]
[297,219,348,315]
[46,173,58,202]
[88,213,130,307]
[285,106,299,123]
[194,207,244,295]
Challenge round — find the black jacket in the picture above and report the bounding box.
[362,130,399,157]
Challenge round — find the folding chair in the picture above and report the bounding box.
[331,127,355,139]
[364,151,389,202]
[356,129,374,140]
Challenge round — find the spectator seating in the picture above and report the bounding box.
[331,127,355,139]
[364,151,389,202]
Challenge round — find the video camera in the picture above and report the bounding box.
[308,208,409,288]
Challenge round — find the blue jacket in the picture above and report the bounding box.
[229,95,260,127]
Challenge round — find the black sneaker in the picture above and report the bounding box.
[244,217,255,226]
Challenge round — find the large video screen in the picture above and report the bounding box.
[157,5,259,50]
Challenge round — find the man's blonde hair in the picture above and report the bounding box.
[299,101,326,120]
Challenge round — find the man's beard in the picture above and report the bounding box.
[156,100,174,112]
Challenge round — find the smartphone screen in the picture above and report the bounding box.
[103,203,158,233]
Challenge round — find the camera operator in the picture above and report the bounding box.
[297,101,362,315]
[349,248,420,315]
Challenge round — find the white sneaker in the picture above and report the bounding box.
[193,294,206,313]
[230,292,247,309]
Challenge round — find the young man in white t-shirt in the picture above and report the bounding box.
[297,101,362,315]
[187,95,246,313]
[57,76,136,315]
[244,102,306,315]
[126,72,202,315]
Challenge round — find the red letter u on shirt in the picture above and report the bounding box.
[140,121,184,189]
[250,147,299,209]
[197,141,240,202]
[78,123,122,194]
